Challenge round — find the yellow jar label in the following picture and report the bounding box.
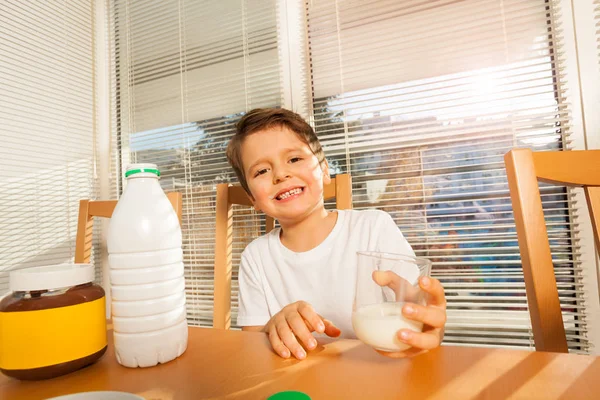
[0,297,107,370]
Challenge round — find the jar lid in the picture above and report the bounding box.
[10,264,94,292]
[125,163,160,178]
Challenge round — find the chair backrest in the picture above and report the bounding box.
[74,192,183,263]
[213,173,353,330]
[504,148,600,353]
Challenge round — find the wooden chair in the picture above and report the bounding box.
[213,173,353,330]
[504,148,600,353]
[74,192,183,263]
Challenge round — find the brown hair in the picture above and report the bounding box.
[226,108,325,195]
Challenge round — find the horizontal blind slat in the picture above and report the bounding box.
[307,0,587,352]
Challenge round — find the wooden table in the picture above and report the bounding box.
[1,327,599,400]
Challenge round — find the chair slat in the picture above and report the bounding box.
[505,149,599,353]
[74,192,183,264]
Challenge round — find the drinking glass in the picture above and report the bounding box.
[352,252,432,352]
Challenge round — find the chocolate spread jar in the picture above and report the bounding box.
[0,264,107,380]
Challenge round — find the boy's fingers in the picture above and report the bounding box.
[297,302,325,333]
[372,271,420,299]
[268,328,290,358]
[276,321,306,360]
[402,303,446,328]
[419,277,446,307]
[286,313,318,350]
[323,318,341,337]
[372,271,407,291]
[397,329,441,350]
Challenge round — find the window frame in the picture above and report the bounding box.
[282,0,600,350]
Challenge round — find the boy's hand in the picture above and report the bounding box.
[373,273,447,359]
[263,301,341,360]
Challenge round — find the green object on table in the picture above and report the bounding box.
[267,391,311,400]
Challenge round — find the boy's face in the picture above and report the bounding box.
[241,125,330,225]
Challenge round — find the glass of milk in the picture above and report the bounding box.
[352,252,432,352]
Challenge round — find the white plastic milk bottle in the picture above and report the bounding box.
[107,163,188,368]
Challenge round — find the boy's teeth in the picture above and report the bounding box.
[277,188,302,200]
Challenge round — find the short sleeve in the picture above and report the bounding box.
[375,211,416,257]
[373,211,420,285]
[236,250,271,327]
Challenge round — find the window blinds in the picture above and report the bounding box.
[596,0,600,68]
[111,0,283,326]
[0,1,98,292]
[307,0,589,351]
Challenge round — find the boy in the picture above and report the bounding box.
[226,108,446,360]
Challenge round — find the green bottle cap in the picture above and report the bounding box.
[125,167,160,178]
[267,391,311,400]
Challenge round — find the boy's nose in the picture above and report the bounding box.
[272,168,291,184]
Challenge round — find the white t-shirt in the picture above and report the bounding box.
[236,209,415,338]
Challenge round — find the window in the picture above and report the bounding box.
[596,0,600,68]
[111,0,283,326]
[0,2,98,292]
[306,0,590,351]
[109,0,598,349]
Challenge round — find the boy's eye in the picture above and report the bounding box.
[289,157,302,163]
[254,168,268,177]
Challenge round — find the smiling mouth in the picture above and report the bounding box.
[276,187,304,200]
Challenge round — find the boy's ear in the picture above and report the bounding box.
[246,191,261,212]
[321,159,332,185]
